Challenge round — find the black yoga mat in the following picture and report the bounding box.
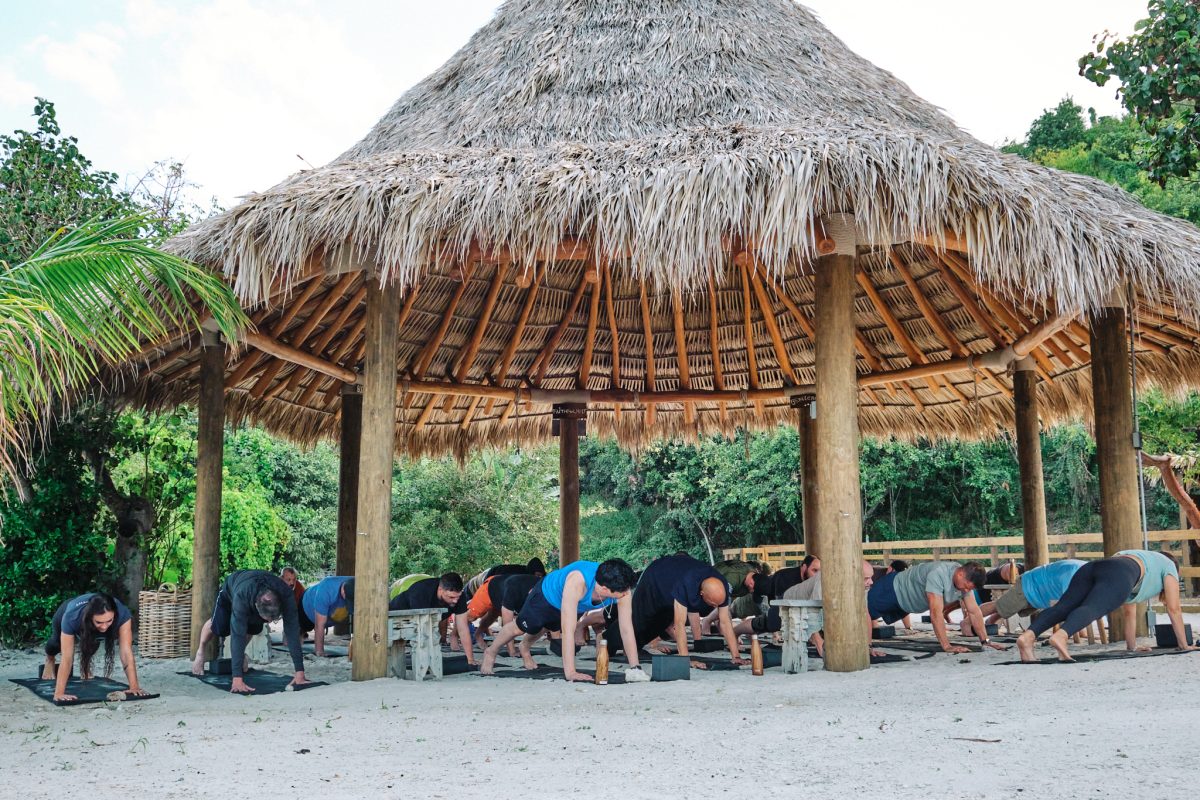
[271,642,348,658]
[11,677,160,707]
[996,648,1200,666]
[475,665,629,684]
[178,669,328,695]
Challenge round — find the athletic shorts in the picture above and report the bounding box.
[501,574,539,613]
[515,580,561,634]
[867,572,908,625]
[729,593,760,620]
[43,599,72,656]
[210,588,265,639]
[992,579,1034,618]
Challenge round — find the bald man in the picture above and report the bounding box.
[606,554,746,669]
[783,560,882,659]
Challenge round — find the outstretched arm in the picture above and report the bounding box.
[717,606,746,664]
[117,622,146,695]
[558,572,589,681]
[928,594,967,654]
[1122,602,1140,651]
[1161,576,1197,651]
[455,614,475,665]
[53,634,77,702]
[961,592,1006,650]
[616,594,641,670]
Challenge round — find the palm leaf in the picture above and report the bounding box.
[0,214,248,486]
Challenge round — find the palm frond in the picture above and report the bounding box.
[0,214,248,486]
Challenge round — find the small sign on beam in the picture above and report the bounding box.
[788,394,816,409]
[552,403,587,437]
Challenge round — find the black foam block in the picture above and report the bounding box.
[921,615,932,623]
[178,669,328,695]
[11,677,160,707]
[651,654,690,681]
[985,624,999,636]
[691,637,727,653]
[872,625,896,639]
[1155,623,1194,648]
[271,642,348,658]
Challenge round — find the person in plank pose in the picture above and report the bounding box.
[191,570,310,693]
[978,559,1084,622]
[299,575,354,658]
[732,555,821,636]
[389,572,473,664]
[1015,550,1198,662]
[867,561,1007,654]
[480,559,649,682]
[43,592,149,703]
[607,553,747,669]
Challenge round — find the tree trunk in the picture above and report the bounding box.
[84,449,156,612]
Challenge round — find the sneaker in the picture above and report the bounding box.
[624,666,650,683]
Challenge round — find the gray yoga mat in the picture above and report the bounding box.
[11,676,160,706]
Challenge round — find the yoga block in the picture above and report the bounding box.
[1155,623,1193,648]
[921,615,931,623]
[691,637,726,652]
[873,625,896,640]
[985,624,999,636]
[207,658,232,675]
[548,639,563,656]
[651,654,691,681]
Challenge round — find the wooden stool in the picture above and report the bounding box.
[221,630,271,665]
[387,608,443,681]
[770,599,822,674]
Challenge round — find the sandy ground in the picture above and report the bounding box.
[2,618,1197,800]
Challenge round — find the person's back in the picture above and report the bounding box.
[539,560,612,613]
[302,576,354,623]
[640,554,727,613]
[892,561,962,613]
[1021,559,1085,609]
[1117,550,1180,602]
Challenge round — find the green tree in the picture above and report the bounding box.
[1025,98,1089,153]
[1080,0,1200,182]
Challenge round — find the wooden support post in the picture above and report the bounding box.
[190,331,224,656]
[334,385,363,635]
[352,280,402,681]
[798,402,819,558]
[813,215,869,673]
[556,404,585,566]
[1014,359,1050,569]
[1090,301,1148,637]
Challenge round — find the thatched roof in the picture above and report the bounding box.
[130,0,1200,455]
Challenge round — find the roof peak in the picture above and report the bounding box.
[339,0,960,160]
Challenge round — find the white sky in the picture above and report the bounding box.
[0,0,1149,208]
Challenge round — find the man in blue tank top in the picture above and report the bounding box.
[480,559,649,682]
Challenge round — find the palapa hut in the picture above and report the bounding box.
[123,0,1200,675]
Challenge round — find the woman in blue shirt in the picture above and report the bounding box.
[42,592,148,703]
[1015,550,1196,663]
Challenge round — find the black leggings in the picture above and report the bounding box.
[1028,557,1141,637]
[44,599,71,656]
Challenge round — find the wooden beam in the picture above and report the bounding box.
[640,281,658,425]
[813,242,868,673]
[580,261,602,388]
[739,262,763,414]
[243,331,358,384]
[482,269,543,416]
[413,271,472,379]
[856,267,946,401]
[604,263,623,423]
[932,252,1007,345]
[442,263,509,412]
[707,270,727,421]
[888,248,967,357]
[531,272,591,386]
[247,358,286,400]
[190,333,224,657]
[1014,361,1049,569]
[334,386,362,634]
[1090,305,1147,638]
[283,283,366,393]
[672,292,695,425]
[352,280,402,681]
[558,404,584,564]
[746,265,799,385]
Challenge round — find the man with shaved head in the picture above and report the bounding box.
[605,553,746,670]
[783,560,881,658]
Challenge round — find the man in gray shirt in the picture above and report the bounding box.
[867,561,1006,654]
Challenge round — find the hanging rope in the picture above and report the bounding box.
[1127,281,1151,549]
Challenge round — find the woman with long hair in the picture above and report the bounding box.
[42,592,148,702]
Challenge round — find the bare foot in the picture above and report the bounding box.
[1015,631,1037,663]
[479,648,498,676]
[506,645,517,657]
[41,659,56,680]
[521,653,539,671]
[1047,630,1075,663]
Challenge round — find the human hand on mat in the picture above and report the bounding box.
[563,670,594,683]
[729,655,749,666]
[124,688,151,697]
[1177,644,1199,652]
[230,677,257,694]
[869,648,885,659]
[53,692,77,703]
[690,659,708,670]
[941,644,970,654]
[984,641,1009,651]
[1131,645,1152,653]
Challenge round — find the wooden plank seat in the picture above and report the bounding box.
[387,608,443,681]
[769,599,823,674]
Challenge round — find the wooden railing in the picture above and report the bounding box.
[723,529,1200,594]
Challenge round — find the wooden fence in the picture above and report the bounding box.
[723,529,1200,595]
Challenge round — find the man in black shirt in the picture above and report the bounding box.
[190,570,310,693]
[389,573,472,664]
[607,554,746,669]
[733,555,821,635]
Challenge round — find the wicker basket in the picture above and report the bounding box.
[137,584,192,658]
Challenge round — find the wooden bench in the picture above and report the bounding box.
[222,630,271,664]
[769,599,823,674]
[387,608,443,681]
